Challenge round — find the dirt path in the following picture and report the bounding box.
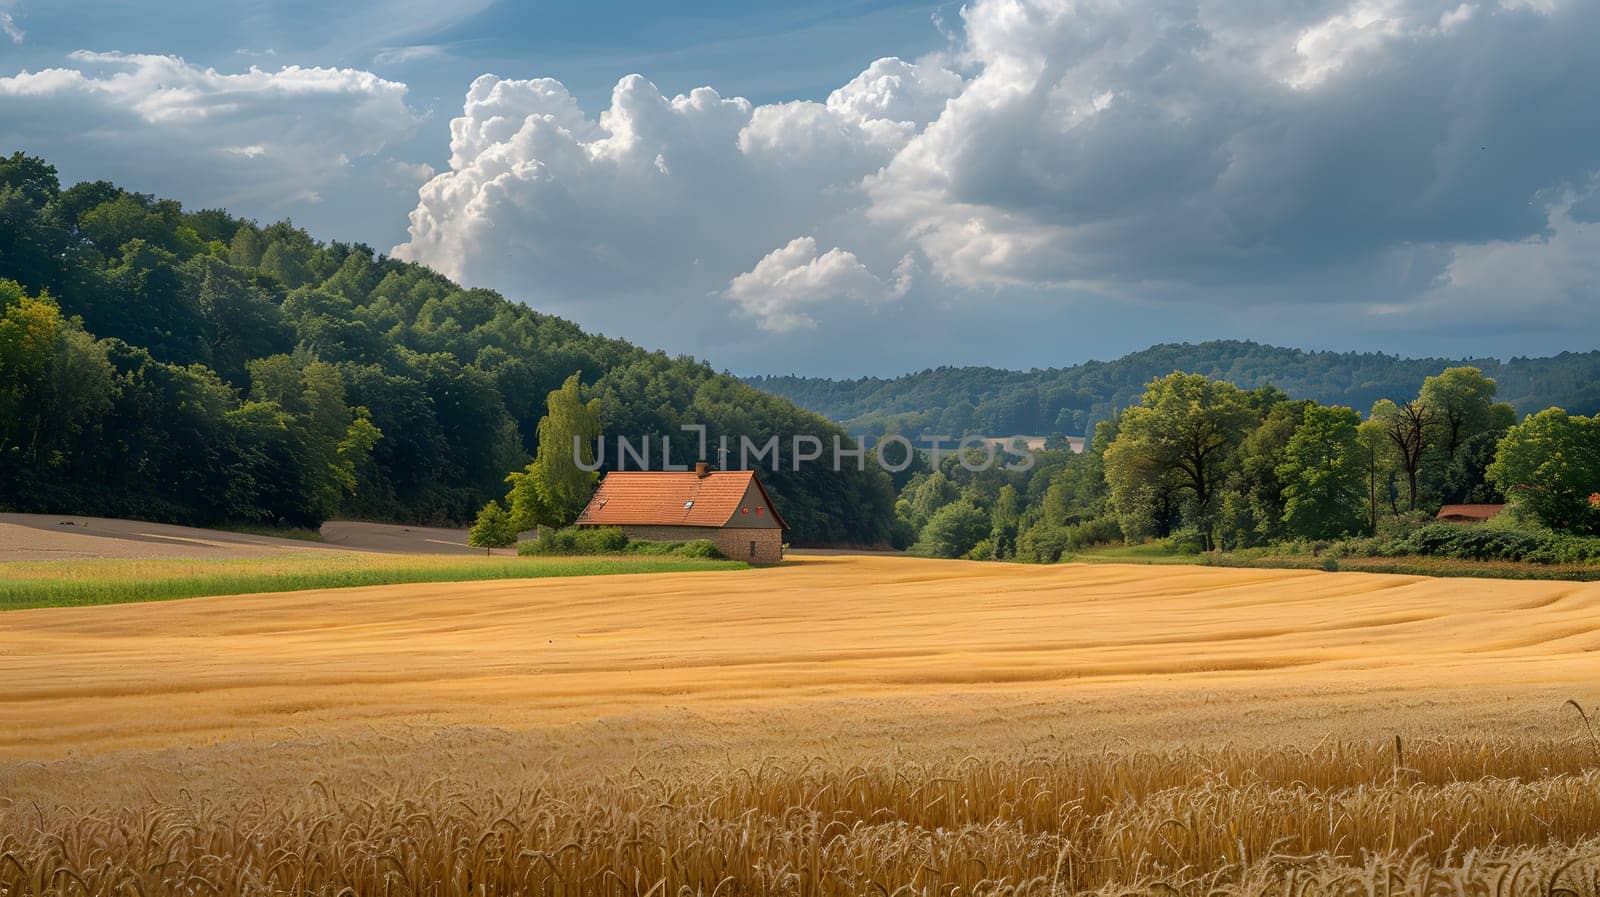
[3,554,1596,760]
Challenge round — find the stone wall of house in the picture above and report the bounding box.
[617,525,785,564]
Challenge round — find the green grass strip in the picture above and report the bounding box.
[0,554,747,611]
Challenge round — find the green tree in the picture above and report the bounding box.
[1278,405,1366,539]
[25,326,114,471]
[242,356,384,523]
[1015,520,1070,563]
[1218,400,1308,548]
[1369,399,1432,512]
[80,194,179,255]
[228,225,264,268]
[1038,426,1113,528]
[1444,430,1508,504]
[192,256,293,386]
[224,400,315,526]
[1104,373,1257,548]
[0,282,113,471]
[1419,366,1515,502]
[0,151,60,208]
[1488,408,1600,534]
[1356,414,1396,532]
[468,500,518,550]
[914,500,990,558]
[989,484,1021,559]
[904,470,960,529]
[506,373,601,531]
[0,280,61,432]
[0,185,62,292]
[98,238,213,366]
[259,239,312,288]
[303,362,382,519]
[1420,367,1512,461]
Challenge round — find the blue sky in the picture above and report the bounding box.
[2,0,1599,376]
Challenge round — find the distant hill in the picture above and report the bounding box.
[745,341,1600,438]
[0,152,896,545]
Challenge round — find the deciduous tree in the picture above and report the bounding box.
[468,500,518,550]
[1488,408,1600,534]
[506,373,601,531]
[1420,367,1512,461]
[914,500,989,559]
[1278,405,1365,539]
[1369,399,1432,511]
[1104,373,1258,548]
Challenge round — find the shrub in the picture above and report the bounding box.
[1345,521,1600,565]
[621,539,672,556]
[576,527,628,553]
[519,527,726,559]
[1331,536,1380,558]
[520,526,628,556]
[1065,516,1123,550]
[624,538,724,559]
[674,539,724,559]
[1376,510,1435,540]
[1163,528,1207,556]
[912,500,990,559]
[1016,522,1070,564]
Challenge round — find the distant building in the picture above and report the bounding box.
[1435,503,1505,523]
[576,463,788,563]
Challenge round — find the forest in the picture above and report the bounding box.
[0,152,898,546]
[748,341,1600,438]
[889,367,1600,565]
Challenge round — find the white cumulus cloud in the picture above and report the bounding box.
[0,51,422,225]
[392,62,957,331]
[727,237,913,332]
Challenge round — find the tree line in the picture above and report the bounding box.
[0,152,898,545]
[891,367,1600,561]
[748,341,1600,440]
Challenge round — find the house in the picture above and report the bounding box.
[1435,503,1505,523]
[575,462,788,563]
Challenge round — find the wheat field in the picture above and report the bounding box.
[5,555,1600,895]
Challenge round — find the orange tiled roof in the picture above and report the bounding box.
[576,470,787,529]
[1435,503,1505,520]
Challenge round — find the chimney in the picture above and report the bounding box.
[694,461,710,478]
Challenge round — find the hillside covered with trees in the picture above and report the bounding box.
[0,152,897,545]
[747,342,1600,438]
[889,364,1600,567]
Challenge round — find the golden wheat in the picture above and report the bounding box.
[8,556,1600,894]
[4,737,1600,896]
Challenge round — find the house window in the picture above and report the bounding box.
[749,540,756,558]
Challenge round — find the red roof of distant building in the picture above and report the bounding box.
[1435,503,1505,521]
[576,469,788,529]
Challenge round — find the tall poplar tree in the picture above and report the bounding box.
[505,373,602,531]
